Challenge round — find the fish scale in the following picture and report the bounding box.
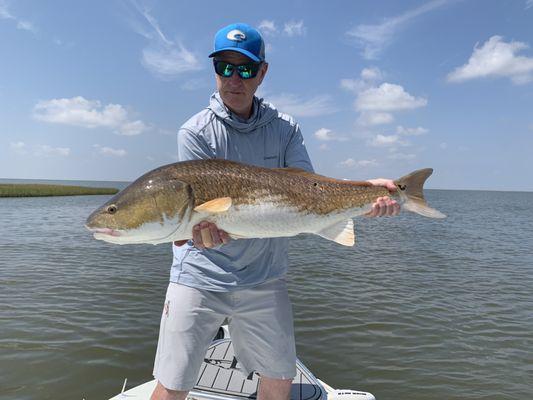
[86,159,446,246]
[166,160,389,213]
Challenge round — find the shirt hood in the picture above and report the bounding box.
[208,92,278,133]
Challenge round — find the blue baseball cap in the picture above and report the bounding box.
[209,23,265,62]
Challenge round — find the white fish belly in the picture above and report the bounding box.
[196,200,370,239]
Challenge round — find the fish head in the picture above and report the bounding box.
[85,171,192,245]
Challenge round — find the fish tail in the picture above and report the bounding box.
[395,169,446,219]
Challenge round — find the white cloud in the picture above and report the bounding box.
[16,20,35,32]
[35,145,70,157]
[10,141,25,149]
[361,67,383,82]
[319,143,329,151]
[369,134,405,147]
[361,126,427,153]
[346,0,449,59]
[119,120,148,136]
[440,142,448,149]
[256,19,306,39]
[142,42,202,77]
[0,1,37,33]
[340,78,363,93]
[0,1,14,19]
[267,93,336,117]
[10,141,27,155]
[343,68,397,126]
[357,111,394,126]
[339,158,378,168]
[33,96,148,136]
[396,125,428,136]
[129,3,202,79]
[343,69,426,128]
[314,128,348,142]
[358,159,379,167]
[447,36,533,85]
[258,20,277,36]
[340,158,356,167]
[129,2,171,44]
[314,128,334,141]
[526,0,533,9]
[340,67,384,93]
[356,83,427,112]
[99,146,127,157]
[283,20,306,37]
[10,141,70,156]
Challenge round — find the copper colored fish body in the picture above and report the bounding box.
[86,159,445,246]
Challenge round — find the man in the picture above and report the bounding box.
[151,23,399,400]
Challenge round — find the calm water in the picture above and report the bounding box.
[1,186,532,400]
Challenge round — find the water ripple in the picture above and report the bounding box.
[1,190,532,399]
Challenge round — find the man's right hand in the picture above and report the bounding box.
[173,221,230,249]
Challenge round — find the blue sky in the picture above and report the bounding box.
[1,0,532,191]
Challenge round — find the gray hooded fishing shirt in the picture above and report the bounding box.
[170,92,314,291]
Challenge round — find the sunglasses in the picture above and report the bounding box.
[213,60,263,79]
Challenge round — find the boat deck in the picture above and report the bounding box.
[110,338,325,400]
[194,338,324,400]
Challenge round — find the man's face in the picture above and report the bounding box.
[214,51,268,117]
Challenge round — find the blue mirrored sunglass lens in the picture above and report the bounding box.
[238,66,253,79]
[214,61,260,79]
[214,62,233,77]
[223,65,234,77]
[222,64,234,77]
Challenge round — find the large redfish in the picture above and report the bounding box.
[86,159,445,246]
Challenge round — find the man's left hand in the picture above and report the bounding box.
[365,178,400,217]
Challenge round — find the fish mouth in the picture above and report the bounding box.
[85,226,122,237]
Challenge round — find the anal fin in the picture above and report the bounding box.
[316,219,355,246]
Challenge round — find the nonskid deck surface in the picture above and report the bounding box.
[110,338,325,400]
[195,339,324,400]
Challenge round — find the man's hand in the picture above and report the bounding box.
[173,221,230,249]
[365,178,400,217]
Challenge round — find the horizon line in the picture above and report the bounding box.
[1,177,532,194]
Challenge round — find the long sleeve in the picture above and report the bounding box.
[177,128,215,162]
[284,125,314,173]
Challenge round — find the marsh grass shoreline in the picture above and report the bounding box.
[0,183,119,197]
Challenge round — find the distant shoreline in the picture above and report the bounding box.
[0,178,532,194]
[0,183,119,197]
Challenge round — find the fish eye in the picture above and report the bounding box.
[106,205,117,214]
[398,184,407,191]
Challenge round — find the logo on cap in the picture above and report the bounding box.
[226,29,246,42]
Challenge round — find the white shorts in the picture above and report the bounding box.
[152,279,296,391]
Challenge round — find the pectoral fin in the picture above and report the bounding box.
[316,219,355,246]
[194,197,232,213]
